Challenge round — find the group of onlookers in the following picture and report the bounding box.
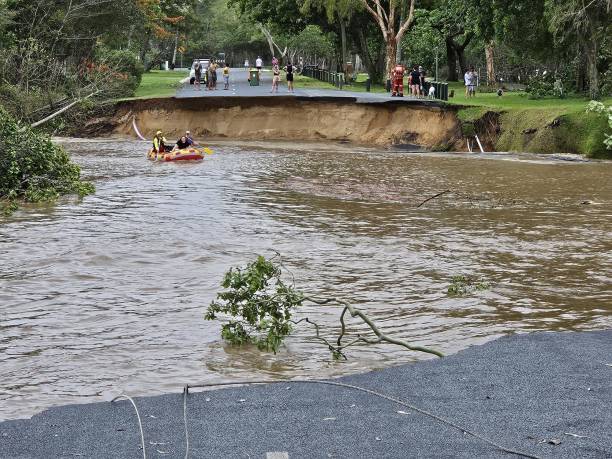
[244,56,296,93]
[404,64,479,98]
[193,60,231,91]
[407,65,430,98]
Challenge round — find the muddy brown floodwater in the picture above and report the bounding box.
[1,139,611,421]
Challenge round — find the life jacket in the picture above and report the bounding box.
[153,136,165,153]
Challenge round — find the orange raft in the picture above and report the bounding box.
[147,147,204,162]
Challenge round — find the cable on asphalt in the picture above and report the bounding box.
[183,386,189,459]
[183,379,541,459]
[111,394,146,459]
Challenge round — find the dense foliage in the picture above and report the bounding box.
[587,101,612,150]
[205,255,304,352]
[0,107,94,215]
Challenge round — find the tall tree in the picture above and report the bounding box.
[360,0,417,79]
[545,0,610,99]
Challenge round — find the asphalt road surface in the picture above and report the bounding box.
[176,68,424,104]
[1,330,611,458]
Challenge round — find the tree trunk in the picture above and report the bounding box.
[485,41,495,86]
[340,19,347,73]
[585,41,600,99]
[385,35,397,82]
[357,28,382,83]
[139,34,150,67]
[575,44,586,92]
[445,37,458,81]
[457,47,467,76]
[396,0,406,63]
[171,30,179,67]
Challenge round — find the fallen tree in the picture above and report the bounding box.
[0,107,95,215]
[205,254,443,359]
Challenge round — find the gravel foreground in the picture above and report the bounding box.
[1,330,610,459]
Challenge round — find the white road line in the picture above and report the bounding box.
[266,453,289,459]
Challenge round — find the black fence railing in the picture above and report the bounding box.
[302,66,345,89]
[302,66,449,101]
[429,82,449,101]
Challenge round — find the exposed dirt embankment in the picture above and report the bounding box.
[107,97,461,148]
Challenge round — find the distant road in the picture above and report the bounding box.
[176,68,427,104]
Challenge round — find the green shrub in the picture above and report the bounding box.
[525,73,564,99]
[0,106,94,214]
[92,46,144,97]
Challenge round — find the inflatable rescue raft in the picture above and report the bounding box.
[147,147,205,162]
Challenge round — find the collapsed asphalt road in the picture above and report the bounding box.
[1,330,610,458]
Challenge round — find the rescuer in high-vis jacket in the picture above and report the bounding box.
[152,130,168,153]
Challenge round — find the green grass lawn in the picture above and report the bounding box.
[445,82,611,157]
[446,81,612,111]
[132,70,189,99]
[293,73,388,93]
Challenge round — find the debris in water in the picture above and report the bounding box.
[564,433,588,438]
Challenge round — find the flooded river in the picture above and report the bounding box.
[1,139,611,421]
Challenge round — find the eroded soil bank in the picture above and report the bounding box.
[100,96,461,149]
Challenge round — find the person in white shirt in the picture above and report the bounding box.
[255,56,263,80]
[464,68,477,97]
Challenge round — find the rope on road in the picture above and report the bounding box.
[111,394,146,459]
[183,379,541,459]
[183,386,189,459]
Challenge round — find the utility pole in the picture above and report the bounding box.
[435,48,439,81]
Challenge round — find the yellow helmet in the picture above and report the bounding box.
[156,130,162,135]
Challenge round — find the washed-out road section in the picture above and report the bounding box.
[1,330,610,458]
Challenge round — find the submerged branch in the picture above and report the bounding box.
[299,296,444,358]
[416,190,451,208]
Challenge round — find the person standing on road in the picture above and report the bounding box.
[419,66,427,97]
[223,63,230,90]
[271,63,280,93]
[410,65,421,98]
[256,56,263,79]
[211,61,218,90]
[194,62,202,91]
[284,61,295,93]
[206,62,213,91]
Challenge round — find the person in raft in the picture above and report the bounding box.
[185,130,199,146]
[173,136,192,151]
[152,131,167,153]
